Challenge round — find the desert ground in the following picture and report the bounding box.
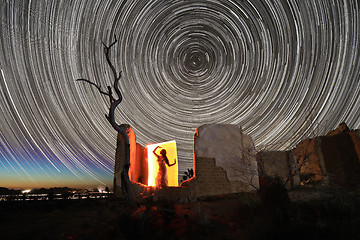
[1,186,360,240]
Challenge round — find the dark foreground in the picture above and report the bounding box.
[1,188,360,240]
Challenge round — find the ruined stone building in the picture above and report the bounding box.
[182,124,259,197]
[114,123,360,201]
[113,124,259,201]
[257,123,360,188]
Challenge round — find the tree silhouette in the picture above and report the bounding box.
[77,35,132,200]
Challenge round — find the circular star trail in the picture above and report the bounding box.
[0,0,359,188]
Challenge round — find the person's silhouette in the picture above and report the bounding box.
[153,146,176,187]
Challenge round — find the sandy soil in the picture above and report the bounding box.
[1,190,360,240]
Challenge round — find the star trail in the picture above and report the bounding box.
[0,0,359,189]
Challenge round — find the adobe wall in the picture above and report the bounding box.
[185,157,232,198]
[113,131,126,198]
[319,133,360,186]
[113,122,360,202]
[292,138,324,183]
[256,151,299,189]
[113,125,149,198]
[186,124,259,198]
[257,123,360,188]
[114,123,260,201]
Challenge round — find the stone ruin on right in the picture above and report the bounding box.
[256,122,360,189]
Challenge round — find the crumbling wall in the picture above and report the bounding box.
[135,143,147,185]
[114,123,259,201]
[127,127,137,183]
[348,130,360,163]
[187,124,259,197]
[292,138,324,184]
[187,157,231,198]
[114,122,360,202]
[113,132,127,198]
[257,123,360,188]
[256,151,299,189]
[113,126,147,198]
[319,133,360,186]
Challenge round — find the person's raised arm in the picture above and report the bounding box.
[166,158,176,167]
[153,146,161,157]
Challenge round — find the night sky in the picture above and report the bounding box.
[0,0,359,189]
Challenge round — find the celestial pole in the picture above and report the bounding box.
[0,0,359,188]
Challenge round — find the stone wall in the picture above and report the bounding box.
[256,151,299,189]
[291,138,324,184]
[113,122,360,201]
[186,157,231,198]
[113,132,127,198]
[114,123,259,201]
[185,124,259,198]
[257,123,360,188]
[319,133,360,186]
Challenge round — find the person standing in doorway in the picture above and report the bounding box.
[153,146,176,187]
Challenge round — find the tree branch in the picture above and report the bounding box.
[76,35,134,201]
[76,78,113,99]
[102,35,122,100]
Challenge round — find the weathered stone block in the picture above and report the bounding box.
[256,151,299,189]
[292,138,324,184]
[320,133,360,186]
[349,131,360,163]
[257,123,360,188]
[188,157,231,198]
[114,132,127,198]
[191,124,259,196]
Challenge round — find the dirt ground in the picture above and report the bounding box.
[1,190,360,240]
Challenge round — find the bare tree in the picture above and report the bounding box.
[77,35,133,200]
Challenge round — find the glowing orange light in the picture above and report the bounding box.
[126,127,137,182]
[146,140,179,187]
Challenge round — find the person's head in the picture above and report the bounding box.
[160,149,167,156]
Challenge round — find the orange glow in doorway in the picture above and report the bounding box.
[146,141,179,187]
